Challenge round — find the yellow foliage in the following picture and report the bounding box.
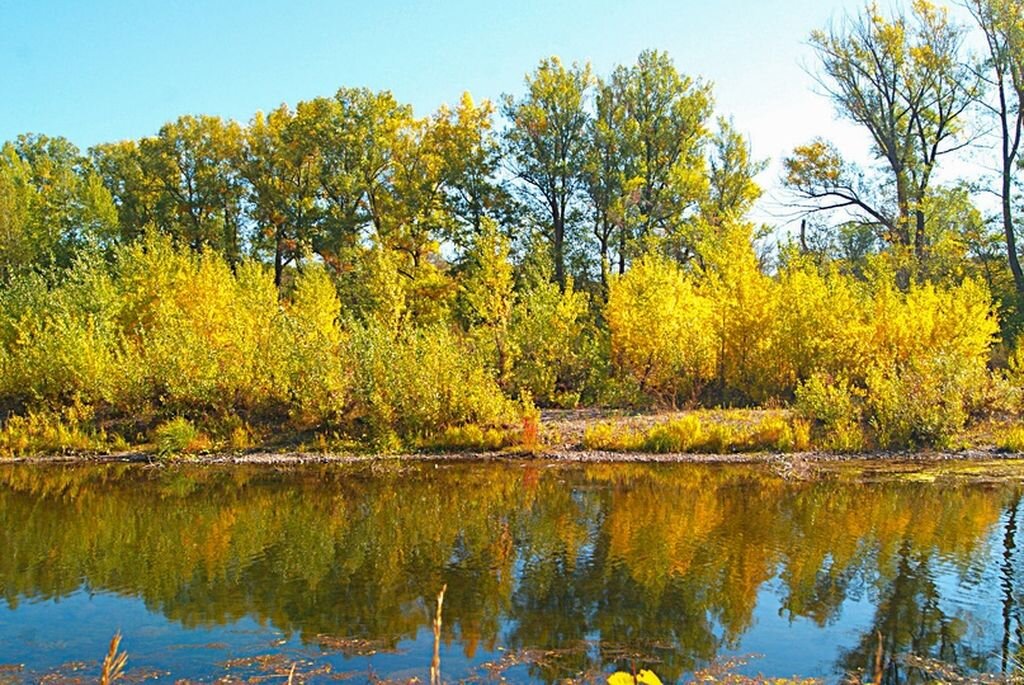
[608,670,663,685]
[606,255,717,405]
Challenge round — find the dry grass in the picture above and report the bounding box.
[99,632,127,685]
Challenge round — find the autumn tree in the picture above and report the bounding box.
[503,57,592,289]
[91,139,160,243]
[303,88,410,270]
[967,0,1024,293]
[134,115,247,263]
[240,104,322,286]
[613,50,713,263]
[786,1,978,281]
[584,75,637,286]
[702,117,766,226]
[430,93,510,250]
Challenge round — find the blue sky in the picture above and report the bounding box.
[9,0,946,228]
[0,0,870,153]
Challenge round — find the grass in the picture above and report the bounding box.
[0,409,120,459]
[998,425,1024,453]
[100,632,128,685]
[417,420,540,453]
[153,417,210,458]
[582,411,812,454]
[3,405,1023,460]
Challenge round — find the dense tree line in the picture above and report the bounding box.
[0,0,1023,453]
[0,49,760,297]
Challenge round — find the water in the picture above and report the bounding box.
[0,460,1021,683]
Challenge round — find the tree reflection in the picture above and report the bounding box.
[0,461,1017,682]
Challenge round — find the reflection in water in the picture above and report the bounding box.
[0,461,1020,683]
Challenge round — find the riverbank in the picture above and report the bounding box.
[3,406,1024,467]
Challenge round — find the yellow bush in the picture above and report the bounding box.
[152,417,209,457]
[346,322,519,446]
[641,415,705,452]
[278,265,348,426]
[606,255,717,406]
[581,421,642,451]
[998,426,1024,453]
[774,260,872,393]
[704,231,782,404]
[506,276,590,405]
[0,407,109,458]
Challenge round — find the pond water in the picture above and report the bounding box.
[0,460,1022,684]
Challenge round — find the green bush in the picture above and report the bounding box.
[153,417,208,457]
[346,322,520,446]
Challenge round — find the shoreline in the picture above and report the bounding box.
[1,444,1018,466]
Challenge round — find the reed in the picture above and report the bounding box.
[430,584,447,685]
[99,631,127,685]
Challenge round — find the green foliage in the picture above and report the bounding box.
[506,274,590,406]
[795,375,867,453]
[153,417,207,458]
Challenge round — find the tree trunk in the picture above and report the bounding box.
[1003,144,1024,293]
[274,230,284,288]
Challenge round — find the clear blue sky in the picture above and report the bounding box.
[7,0,927,226]
[0,0,870,151]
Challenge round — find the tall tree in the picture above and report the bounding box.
[91,139,160,243]
[303,88,410,270]
[241,105,322,286]
[702,117,766,226]
[503,57,592,289]
[615,50,713,262]
[967,0,1024,293]
[431,93,510,251]
[584,76,637,285]
[785,1,978,279]
[138,115,247,262]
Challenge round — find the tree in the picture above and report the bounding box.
[503,57,592,289]
[91,139,160,243]
[786,1,978,280]
[966,0,1024,293]
[0,135,117,277]
[702,117,766,226]
[302,88,410,270]
[138,115,247,263]
[614,50,713,263]
[431,93,510,249]
[584,76,637,287]
[240,105,322,286]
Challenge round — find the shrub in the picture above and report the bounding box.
[582,421,642,451]
[998,426,1024,453]
[606,255,717,406]
[864,355,983,450]
[746,414,811,452]
[278,265,348,427]
[346,322,519,445]
[0,407,108,458]
[641,415,705,453]
[153,417,208,457]
[795,374,867,452]
[506,277,590,406]
[418,424,515,452]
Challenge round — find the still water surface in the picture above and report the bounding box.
[0,460,1022,683]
